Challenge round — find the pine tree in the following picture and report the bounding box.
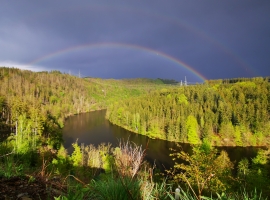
[186,115,200,144]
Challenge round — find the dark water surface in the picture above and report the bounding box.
[63,110,261,171]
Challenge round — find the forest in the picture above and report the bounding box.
[107,77,270,146]
[0,67,269,199]
[0,67,172,138]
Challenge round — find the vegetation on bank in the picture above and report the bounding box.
[1,138,269,199]
[0,67,174,134]
[0,67,269,199]
[107,77,270,146]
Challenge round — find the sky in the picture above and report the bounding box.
[0,1,270,82]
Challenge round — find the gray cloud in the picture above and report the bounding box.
[0,0,270,81]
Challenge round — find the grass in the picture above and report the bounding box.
[0,140,269,200]
[89,176,142,200]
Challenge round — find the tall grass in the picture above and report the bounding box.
[0,155,24,178]
[1,139,268,200]
[89,176,142,200]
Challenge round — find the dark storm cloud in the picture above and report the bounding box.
[0,0,270,81]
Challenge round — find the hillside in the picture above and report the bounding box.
[107,77,270,146]
[0,67,176,140]
[0,68,270,199]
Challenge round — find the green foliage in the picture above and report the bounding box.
[200,139,212,154]
[186,115,200,144]
[236,81,257,88]
[89,176,142,200]
[252,132,264,146]
[219,122,235,141]
[237,149,270,194]
[70,142,82,167]
[252,149,269,165]
[0,67,168,153]
[169,144,234,197]
[149,180,175,200]
[0,155,24,178]
[49,95,59,104]
[1,67,270,198]
[178,94,188,105]
[239,188,266,200]
[237,158,249,179]
[234,126,243,146]
[107,77,270,146]
[201,188,267,200]
[55,183,91,200]
[174,187,203,200]
[52,145,70,175]
[101,152,113,174]
[247,150,269,190]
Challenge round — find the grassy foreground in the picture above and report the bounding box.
[0,68,269,199]
[0,139,269,199]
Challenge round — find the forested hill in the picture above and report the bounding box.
[106,77,270,146]
[2,67,269,147]
[0,67,175,138]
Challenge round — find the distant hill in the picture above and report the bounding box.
[0,67,177,133]
[156,78,179,85]
[107,76,270,146]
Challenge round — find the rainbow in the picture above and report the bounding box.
[140,12,256,76]
[28,42,207,82]
[24,5,256,78]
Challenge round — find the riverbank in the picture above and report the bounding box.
[107,119,270,147]
[62,110,264,172]
[0,110,269,199]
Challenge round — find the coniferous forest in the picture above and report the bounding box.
[0,67,169,140]
[0,67,270,199]
[107,77,270,146]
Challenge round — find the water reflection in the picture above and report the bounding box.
[63,110,261,171]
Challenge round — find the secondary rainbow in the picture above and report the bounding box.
[24,4,256,77]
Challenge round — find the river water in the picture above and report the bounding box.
[63,110,261,171]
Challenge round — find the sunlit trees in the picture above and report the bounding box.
[237,149,270,193]
[169,143,234,198]
[107,77,270,146]
[186,115,200,144]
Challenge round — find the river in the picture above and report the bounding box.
[63,110,261,171]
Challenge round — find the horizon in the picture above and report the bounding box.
[2,66,269,84]
[1,1,269,82]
